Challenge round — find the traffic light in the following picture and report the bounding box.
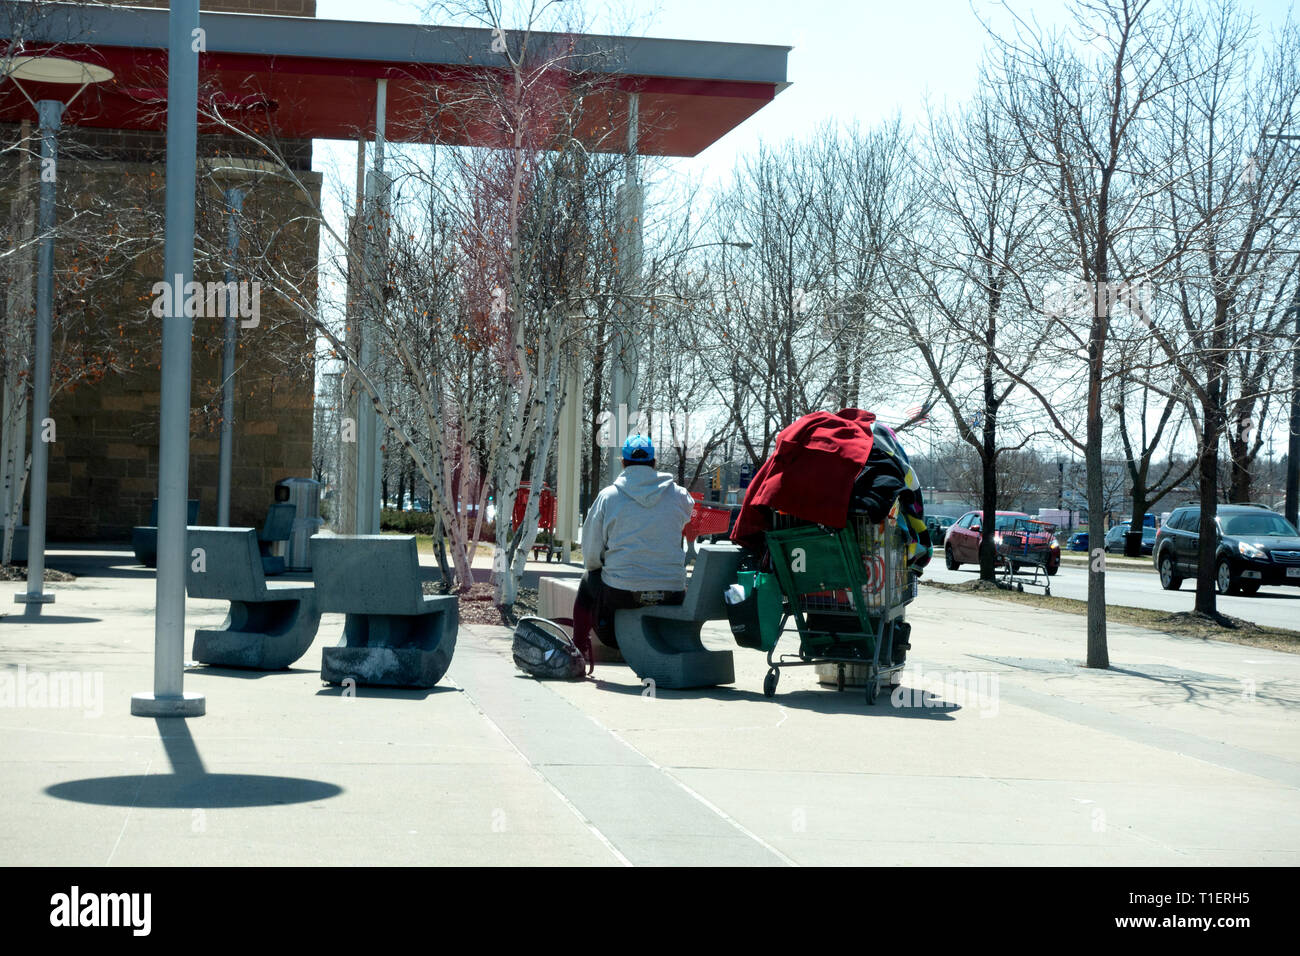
[711,467,721,491]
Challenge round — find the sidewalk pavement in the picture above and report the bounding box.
[1,546,1296,865]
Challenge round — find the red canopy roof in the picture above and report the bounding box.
[1,6,790,155]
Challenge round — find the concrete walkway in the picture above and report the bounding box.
[2,546,1297,865]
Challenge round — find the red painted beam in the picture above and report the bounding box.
[0,42,776,155]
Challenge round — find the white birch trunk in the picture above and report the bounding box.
[2,120,34,566]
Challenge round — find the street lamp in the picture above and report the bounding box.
[3,56,113,612]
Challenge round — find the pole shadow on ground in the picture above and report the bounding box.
[44,717,343,808]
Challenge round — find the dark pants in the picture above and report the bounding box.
[571,570,684,665]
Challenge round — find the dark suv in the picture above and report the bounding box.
[1153,504,1300,595]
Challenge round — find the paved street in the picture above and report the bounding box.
[2,547,1298,866]
[928,557,1300,630]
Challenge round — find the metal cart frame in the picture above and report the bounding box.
[762,516,914,704]
[995,517,1055,596]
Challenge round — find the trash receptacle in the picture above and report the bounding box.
[275,477,324,571]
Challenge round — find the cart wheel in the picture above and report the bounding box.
[836,664,845,692]
[865,667,878,705]
[763,668,779,698]
[1045,586,1051,597]
[1017,583,1024,593]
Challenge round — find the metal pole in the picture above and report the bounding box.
[608,92,642,485]
[355,79,387,534]
[1286,299,1300,527]
[557,366,582,561]
[337,143,366,535]
[15,100,63,611]
[133,0,205,717]
[216,187,245,527]
[371,79,388,534]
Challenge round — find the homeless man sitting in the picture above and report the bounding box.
[571,434,695,674]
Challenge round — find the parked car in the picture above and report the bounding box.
[944,510,1060,575]
[1153,503,1300,595]
[1066,532,1088,551]
[1103,523,1157,555]
[926,514,958,539]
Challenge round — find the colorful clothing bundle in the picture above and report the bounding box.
[730,408,932,576]
[852,421,932,574]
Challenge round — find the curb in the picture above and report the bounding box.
[1057,554,1156,573]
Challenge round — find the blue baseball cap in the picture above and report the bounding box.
[621,434,655,462]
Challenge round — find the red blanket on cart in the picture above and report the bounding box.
[730,408,876,549]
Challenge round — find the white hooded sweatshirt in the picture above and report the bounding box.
[582,466,695,591]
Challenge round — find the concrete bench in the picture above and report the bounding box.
[186,527,320,670]
[132,498,200,568]
[614,543,743,689]
[537,575,623,663]
[530,541,562,562]
[311,534,458,689]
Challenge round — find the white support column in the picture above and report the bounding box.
[337,140,366,536]
[355,78,389,535]
[608,92,642,485]
[557,366,583,561]
[216,187,245,527]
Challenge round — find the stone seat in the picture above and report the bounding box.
[186,526,320,670]
[132,498,200,568]
[311,534,457,689]
[537,574,623,663]
[613,544,743,689]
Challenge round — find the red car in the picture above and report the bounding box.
[944,510,1060,575]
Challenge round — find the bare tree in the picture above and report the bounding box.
[881,90,1052,583]
[988,0,1198,665]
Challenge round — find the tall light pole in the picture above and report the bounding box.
[132,0,205,718]
[3,56,112,612]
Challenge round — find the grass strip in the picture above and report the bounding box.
[922,577,1300,653]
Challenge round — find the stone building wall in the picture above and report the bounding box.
[4,0,322,541]
[30,151,322,541]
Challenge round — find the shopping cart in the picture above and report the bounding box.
[761,514,916,704]
[995,517,1055,596]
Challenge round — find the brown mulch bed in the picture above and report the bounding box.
[421,580,538,627]
[0,564,76,582]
